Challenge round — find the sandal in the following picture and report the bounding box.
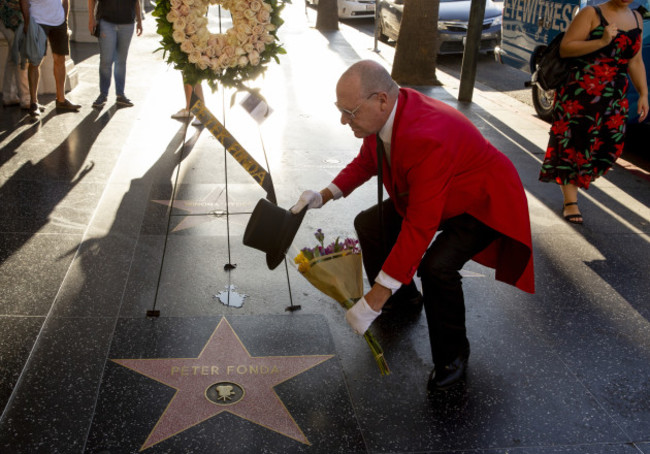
[563,202,583,225]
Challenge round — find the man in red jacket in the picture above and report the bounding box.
[291,60,534,391]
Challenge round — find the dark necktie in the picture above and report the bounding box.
[376,135,386,254]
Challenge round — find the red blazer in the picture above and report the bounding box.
[332,88,535,293]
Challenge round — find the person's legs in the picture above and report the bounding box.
[27,63,40,106]
[419,214,499,388]
[561,183,582,224]
[47,24,68,103]
[183,83,193,110]
[47,21,79,109]
[183,82,204,109]
[17,59,29,108]
[192,83,204,103]
[173,82,204,124]
[354,199,399,284]
[0,23,20,105]
[26,22,49,111]
[113,22,134,97]
[52,52,67,102]
[0,22,29,107]
[354,200,420,305]
[97,19,116,97]
[173,82,203,119]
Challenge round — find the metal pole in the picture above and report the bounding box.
[373,0,380,53]
[458,0,487,102]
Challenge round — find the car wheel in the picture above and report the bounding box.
[532,84,555,123]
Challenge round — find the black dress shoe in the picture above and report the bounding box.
[427,355,468,392]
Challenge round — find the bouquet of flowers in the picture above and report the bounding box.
[294,230,390,375]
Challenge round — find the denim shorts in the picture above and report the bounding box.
[38,21,69,56]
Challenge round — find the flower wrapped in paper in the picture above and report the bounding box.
[294,230,390,375]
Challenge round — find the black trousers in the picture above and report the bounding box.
[354,200,500,367]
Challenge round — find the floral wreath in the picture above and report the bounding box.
[153,0,288,90]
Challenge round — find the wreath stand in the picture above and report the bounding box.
[206,85,303,314]
[146,5,300,318]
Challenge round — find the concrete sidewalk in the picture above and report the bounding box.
[1,2,649,453]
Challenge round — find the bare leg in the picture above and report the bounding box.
[194,83,204,102]
[27,63,40,104]
[183,83,204,110]
[561,183,583,223]
[172,81,205,120]
[52,53,66,102]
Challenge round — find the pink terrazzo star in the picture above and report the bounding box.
[112,318,333,450]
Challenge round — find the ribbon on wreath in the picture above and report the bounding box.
[189,93,277,205]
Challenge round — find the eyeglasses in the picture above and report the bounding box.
[335,92,379,120]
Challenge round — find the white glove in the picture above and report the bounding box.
[345,297,381,335]
[290,190,323,214]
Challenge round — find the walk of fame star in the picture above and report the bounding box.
[112,318,333,450]
[152,187,228,232]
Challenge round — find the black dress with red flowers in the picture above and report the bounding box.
[539,6,642,189]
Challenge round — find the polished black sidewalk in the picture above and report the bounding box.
[1,2,649,453]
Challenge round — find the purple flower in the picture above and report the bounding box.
[301,230,360,262]
[314,229,325,246]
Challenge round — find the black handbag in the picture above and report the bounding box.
[92,18,100,38]
[534,32,572,91]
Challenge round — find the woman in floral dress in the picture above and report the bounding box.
[539,0,648,224]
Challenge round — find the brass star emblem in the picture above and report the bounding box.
[112,318,333,450]
[152,187,228,232]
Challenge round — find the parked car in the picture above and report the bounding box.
[305,0,376,19]
[495,0,650,124]
[376,0,503,54]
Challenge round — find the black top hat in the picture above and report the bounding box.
[243,198,307,270]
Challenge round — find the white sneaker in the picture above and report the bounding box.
[171,108,191,119]
[192,117,203,127]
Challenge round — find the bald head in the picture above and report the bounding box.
[337,60,399,99]
[335,60,400,138]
